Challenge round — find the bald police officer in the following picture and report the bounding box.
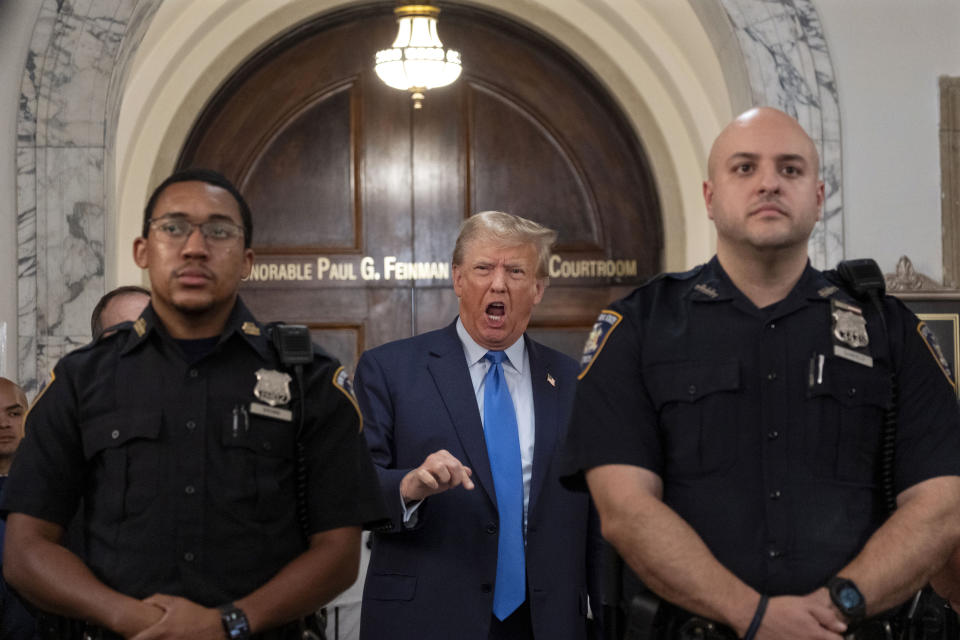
[561,108,960,640]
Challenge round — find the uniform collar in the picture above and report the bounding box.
[120,297,272,361]
[690,256,840,319]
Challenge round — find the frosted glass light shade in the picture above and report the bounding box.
[374,5,462,106]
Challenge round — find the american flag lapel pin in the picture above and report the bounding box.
[547,373,556,387]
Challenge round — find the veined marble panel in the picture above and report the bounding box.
[17,140,41,396]
[35,148,105,337]
[17,336,37,398]
[17,1,58,147]
[35,1,133,147]
[16,0,138,394]
[16,144,38,396]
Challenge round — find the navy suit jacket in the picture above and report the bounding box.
[356,321,597,640]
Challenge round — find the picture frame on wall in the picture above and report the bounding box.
[893,291,960,397]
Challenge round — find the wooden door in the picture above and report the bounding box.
[179,2,662,372]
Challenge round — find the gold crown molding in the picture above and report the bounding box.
[885,255,949,292]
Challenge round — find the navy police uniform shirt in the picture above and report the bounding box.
[0,299,385,606]
[561,257,960,595]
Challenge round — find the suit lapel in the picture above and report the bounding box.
[426,323,497,509]
[526,337,558,523]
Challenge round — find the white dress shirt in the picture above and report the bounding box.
[401,320,536,532]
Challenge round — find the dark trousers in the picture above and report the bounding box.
[489,600,534,640]
[38,616,321,640]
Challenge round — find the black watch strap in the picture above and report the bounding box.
[827,576,866,625]
[217,603,251,640]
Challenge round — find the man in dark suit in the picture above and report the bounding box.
[356,211,597,640]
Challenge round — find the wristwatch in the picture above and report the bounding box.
[827,576,866,625]
[217,603,251,640]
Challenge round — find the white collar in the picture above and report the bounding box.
[455,317,526,374]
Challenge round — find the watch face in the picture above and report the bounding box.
[838,585,863,610]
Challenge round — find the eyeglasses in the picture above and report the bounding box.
[148,216,245,243]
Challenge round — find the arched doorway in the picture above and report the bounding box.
[178,3,661,370]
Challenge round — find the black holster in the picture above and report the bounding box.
[890,588,959,640]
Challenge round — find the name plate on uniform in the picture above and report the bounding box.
[249,402,293,422]
[834,345,874,368]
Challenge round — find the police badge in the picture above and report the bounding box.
[830,299,873,367]
[253,368,292,407]
[832,299,869,348]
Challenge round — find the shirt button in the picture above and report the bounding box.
[769,490,782,500]
[768,322,776,329]
[262,441,272,451]
[186,420,196,431]
[687,385,697,395]
[767,430,779,440]
[189,369,199,378]
[480,583,492,593]
[185,485,196,495]
[848,387,857,397]
[184,552,195,562]
[768,549,782,559]
[767,372,777,381]
[111,430,120,440]
[485,523,498,535]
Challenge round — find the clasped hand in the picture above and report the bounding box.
[126,594,225,640]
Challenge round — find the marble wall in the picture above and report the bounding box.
[13,0,843,395]
[16,0,156,395]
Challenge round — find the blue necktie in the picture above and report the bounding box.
[482,350,526,620]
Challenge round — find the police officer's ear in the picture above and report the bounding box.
[703,180,717,220]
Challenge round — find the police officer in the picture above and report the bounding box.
[1,169,385,639]
[560,108,960,640]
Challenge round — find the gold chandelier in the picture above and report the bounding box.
[374,4,462,109]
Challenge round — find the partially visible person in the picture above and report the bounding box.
[90,285,151,340]
[0,378,27,477]
[0,377,36,639]
[357,211,600,640]
[321,531,371,640]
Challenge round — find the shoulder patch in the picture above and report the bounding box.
[578,309,623,380]
[333,366,363,431]
[918,321,956,390]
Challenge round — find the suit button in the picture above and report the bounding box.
[481,583,492,593]
[486,523,497,534]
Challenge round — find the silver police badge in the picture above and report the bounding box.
[831,300,869,349]
[254,369,292,407]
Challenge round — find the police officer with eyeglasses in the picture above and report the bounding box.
[1,168,386,640]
